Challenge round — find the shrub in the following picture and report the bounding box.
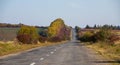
[17,34,31,44]
[95,28,112,42]
[17,26,39,44]
[48,36,62,42]
[39,30,48,37]
[79,31,95,42]
[39,36,47,43]
[109,34,120,43]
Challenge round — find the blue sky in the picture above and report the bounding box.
[0,0,120,27]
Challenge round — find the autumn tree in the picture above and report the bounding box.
[17,26,39,44]
[48,18,65,37]
[48,18,71,42]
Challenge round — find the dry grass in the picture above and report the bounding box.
[112,30,120,35]
[0,41,67,56]
[86,42,120,65]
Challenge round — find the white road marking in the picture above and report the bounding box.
[40,58,44,61]
[30,62,36,65]
[50,52,54,54]
[46,54,49,56]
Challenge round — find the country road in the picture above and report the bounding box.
[0,30,109,65]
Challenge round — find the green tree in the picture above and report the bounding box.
[85,25,91,29]
[75,26,81,33]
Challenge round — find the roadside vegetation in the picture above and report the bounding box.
[0,41,67,56]
[0,18,71,56]
[75,25,120,64]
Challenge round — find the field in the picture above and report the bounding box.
[0,28,19,41]
[112,30,120,36]
[0,27,47,41]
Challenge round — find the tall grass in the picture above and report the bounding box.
[0,41,66,56]
[87,42,120,61]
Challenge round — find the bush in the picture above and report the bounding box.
[48,36,62,42]
[39,30,48,37]
[39,36,47,43]
[79,31,95,42]
[109,34,120,43]
[95,28,112,42]
[17,34,31,44]
[17,26,39,44]
[77,28,112,42]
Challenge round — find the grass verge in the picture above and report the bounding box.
[86,42,120,65]
[0,41,67,56]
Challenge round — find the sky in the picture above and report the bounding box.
[0,0,120,27]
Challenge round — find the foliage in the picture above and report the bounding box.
[75,26,81,33]
[17,26,39,44]
[78,31,95,42]
[77,28,112,43]
[39,36,47,43]
[48,36,62,42]
[109,34,120,43]
[64,26,71,40]
[48,18,65,37]
[94,28,112,42]
[88,24,120,30]
[57,26,71,40]
[0,18,71,43]
[85,25,91,29]
[17,34,31,44]
[39,30,48,37]
[0,23,24,28]
[48,18,71,42]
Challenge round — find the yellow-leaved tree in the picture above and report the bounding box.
[48,18,65,37]
[17,26,39,44]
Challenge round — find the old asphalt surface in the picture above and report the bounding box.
[0,30,109,65]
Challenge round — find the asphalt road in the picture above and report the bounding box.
[0,30,109,65]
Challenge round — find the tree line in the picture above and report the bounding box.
[0,23,45,28]
[85,24,120,30]
[17,18,71,44]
